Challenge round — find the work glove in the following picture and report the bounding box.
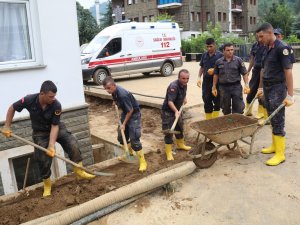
[243,83,250,94]
[1,126,12,138]
[212,86,217,97]
[256,88,263,98]
[46,144,56,158]
[197,79,202,88]
[283,95,295,107]
[207,68,214,76]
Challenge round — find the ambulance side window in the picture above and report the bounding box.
[97,38,122,58]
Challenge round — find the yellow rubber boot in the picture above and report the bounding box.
[266,135,285,166]
[263,107,268,120]
[205,113,212,120]
[176,138,191,151]
[127,143,134,156]
[212,111,220,118]
[165,144,174,161]
[43,178,51,197]
[255,104,264,119]
[245,103,253,116]
[73,162,96,179]
[261,134,275,154]
[136,150,147,172]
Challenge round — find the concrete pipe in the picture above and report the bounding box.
[23,161,196,225]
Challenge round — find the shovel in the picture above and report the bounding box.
[4,132,114,176]
[162,105,184,135]
[244,96,257,116]
[114,105,138,164]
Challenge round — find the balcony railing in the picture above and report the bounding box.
[231,4,242,12]
[157,0,182,9]
[232,24,243,31]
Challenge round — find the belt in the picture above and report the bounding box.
[263,80,284,87]
[219,81,240,86]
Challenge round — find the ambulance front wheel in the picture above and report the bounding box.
[161,62,173,77]
[93,69,109,85]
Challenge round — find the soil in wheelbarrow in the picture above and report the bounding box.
[192,114,257,133]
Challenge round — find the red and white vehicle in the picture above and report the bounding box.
[81,21,183,85]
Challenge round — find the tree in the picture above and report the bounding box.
[262,3,294,36]
[100,0,113,29]
[76,2,100,45]
[153,13,175,22]
[291,14,300,37]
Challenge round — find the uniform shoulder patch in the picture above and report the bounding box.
[283,49,289,56]
[170,88,176,92]
[241,62,245,67]
[290,49,293,54]
[55,110,62,116]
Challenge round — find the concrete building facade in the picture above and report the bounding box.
[111,0,258,38]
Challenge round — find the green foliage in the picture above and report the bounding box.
[261,3,294,36]
[285,34,300,43]
[76,2,100,45]
[100,0,113,30]
[153,13,175,22]
[181,22,248,53]
[291,14,300,38]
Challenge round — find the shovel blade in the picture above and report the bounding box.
[118,153,139,164]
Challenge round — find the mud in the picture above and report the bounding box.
[0,97,192,225]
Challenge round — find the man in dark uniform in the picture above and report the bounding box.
[256,23,294,166]
[274,28,296,68]
[245,35,266,119]
[1,80,95,197]
[212,43,249,115]
[197,38,223,120]
[102,77,147,172]
[162,69,191,161]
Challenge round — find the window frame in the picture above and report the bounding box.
[0,0,44,72]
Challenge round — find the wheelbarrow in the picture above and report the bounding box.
[187,103,285,168]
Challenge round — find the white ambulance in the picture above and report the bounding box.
[81,21,183,85]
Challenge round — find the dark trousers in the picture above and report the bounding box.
[117,112,142,151]
[202,77,220,113]
[32,123,82,179]
[161,110,184,144]
[246,68,262,105]
[264,82,286,136]
[219,83,245,115]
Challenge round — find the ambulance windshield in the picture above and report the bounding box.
[82,36,109,54]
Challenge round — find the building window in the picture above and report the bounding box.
[223,12,227,22]
[253,0,256,5]
[128,0,132,5]
[0,1,43,71]
[143,16,148,22]
[250,16,253,24]
[134,17,139,22]
[253,17,256,24]
[190,12,195,22]
[197,12,201,22]
[206,12,210,22]
[250,0,252,4]
[149,15,154,21]
[218,12,221,22]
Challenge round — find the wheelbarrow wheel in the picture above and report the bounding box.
[190,142,218,169]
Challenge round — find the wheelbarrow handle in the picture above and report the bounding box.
[244,96,257,116]
[170,105,184,132]
[260,103,285,126]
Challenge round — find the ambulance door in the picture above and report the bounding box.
[96,37,125,76]
[123,30,153,74]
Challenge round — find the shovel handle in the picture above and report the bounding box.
[170,105,184,132]
[114,105,129,153]
[260,103,285,126]
[244,96,257,116]
[9,133,106,176]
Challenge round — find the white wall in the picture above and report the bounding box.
[0,0,85,121]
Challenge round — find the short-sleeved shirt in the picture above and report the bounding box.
[162,80,187,112]
[214,55,248,84]
[200,51,223,78]
[250,42,267,69]
[112,86,139,115]
[262,39,292,82]
[13,93,62,132]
